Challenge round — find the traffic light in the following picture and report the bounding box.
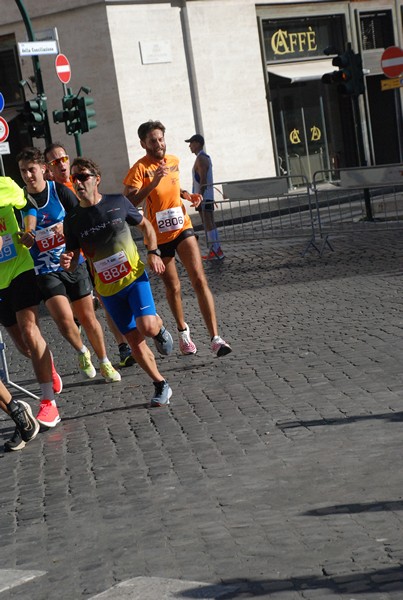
[76,96,97,133]
[53,92,96,135]
[23,95,47,138]
[64,95,81,135]
[53,94,80,135]
[322,46,364,96]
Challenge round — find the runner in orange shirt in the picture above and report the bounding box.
[123,120,232,358]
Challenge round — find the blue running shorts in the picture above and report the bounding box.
[100,271,156,334]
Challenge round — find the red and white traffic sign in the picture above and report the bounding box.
[55,53,71,84]
[381,46,403,79]
[0,116,9,143]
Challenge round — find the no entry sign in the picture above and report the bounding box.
[381,46,403,79]
[0,116,9,143]
[55,54,71,84]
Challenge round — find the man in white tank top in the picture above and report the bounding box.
[185,134,224,260]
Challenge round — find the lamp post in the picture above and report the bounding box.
[14,0,52,146]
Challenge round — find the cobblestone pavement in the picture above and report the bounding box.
[1,231,403,599]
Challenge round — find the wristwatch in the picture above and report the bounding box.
[147,248,162,257]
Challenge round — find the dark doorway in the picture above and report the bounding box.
[366,74,403,165]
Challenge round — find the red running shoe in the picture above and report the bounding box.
[36,400,61,428]
[50,353,63,394]
[202,248,225,261]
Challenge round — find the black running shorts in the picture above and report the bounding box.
[36,262,92,303]
[0,269,41,327]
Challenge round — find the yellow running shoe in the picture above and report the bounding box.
[78,349,97,379]
[100,361,121,383]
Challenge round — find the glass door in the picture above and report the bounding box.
[271,79,331,184]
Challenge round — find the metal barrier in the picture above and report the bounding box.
[202,175,322,256]
[0,330,39,400]
[312,165,403,247]
[132,166,403,258]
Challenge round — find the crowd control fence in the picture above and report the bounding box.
[312,165,403,255]
[198,176,323,256]
[130,166,403,258]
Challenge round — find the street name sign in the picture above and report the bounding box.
[18,40,58,56]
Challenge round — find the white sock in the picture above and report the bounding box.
[78,345,88,355]
[99,357,109,365]
[40,382,55,403]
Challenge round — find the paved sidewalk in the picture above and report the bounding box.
[1,231,403,599]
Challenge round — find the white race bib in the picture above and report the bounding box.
[156,206,185,233]
[0,234,17,263]
[93,250,132,284]
[36,223,65,253]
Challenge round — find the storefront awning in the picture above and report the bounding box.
[267,59,334,83]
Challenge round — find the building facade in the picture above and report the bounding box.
[0,0,402,191]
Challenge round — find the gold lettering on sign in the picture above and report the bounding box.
[311,126,321,141]
[289,129,301,144]
[271,26,317,56]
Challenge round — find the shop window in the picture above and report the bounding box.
[359,11,394,50]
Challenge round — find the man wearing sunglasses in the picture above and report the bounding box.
[44,142,135,370]
[61,158,173,407]
[17,147,121,388]
[44,143,74,192]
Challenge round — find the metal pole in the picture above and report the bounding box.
[14,0,52,147]
[352,94,373,221]
[74,132,82,157]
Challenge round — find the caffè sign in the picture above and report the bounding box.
[272,27,317,56]
[263,15,345,61]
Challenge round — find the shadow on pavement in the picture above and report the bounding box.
[276,410,403,430]
[304,499,403,516]
[178,565,403,597]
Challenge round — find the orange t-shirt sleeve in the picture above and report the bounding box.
[123,161,145,190]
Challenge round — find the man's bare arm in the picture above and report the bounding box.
[195,154,210,195]
[124,160,169,206]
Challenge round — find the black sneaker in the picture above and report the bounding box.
[119,344,136,368]
[9,400,40,444]
[153,327,173,356]
[4,427,26,452]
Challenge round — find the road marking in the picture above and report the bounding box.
[89,576,239,599]
[0,569,46,593]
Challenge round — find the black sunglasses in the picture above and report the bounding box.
[70,173,96,184]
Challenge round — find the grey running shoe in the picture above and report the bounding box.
[153,326,173,356]
[150,380,172,407]
[5,400,40,451]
